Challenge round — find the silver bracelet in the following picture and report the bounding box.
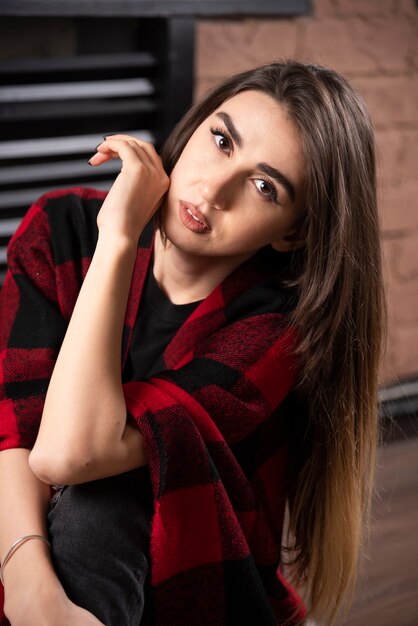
[0,534,51,585]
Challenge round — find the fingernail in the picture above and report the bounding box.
[103,133,118,139]
[87,159,93,166]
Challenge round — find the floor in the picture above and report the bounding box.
[343,424,418,626]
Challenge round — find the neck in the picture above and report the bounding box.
[152,229,253,305]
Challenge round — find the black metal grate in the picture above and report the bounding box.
[0,16,194,284]
[0,1,311,18]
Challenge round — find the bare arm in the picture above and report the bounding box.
[0,449,105,625]
[29,136,169,485]
[29,235,144,485]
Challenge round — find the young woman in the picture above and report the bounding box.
[0,60,384,625]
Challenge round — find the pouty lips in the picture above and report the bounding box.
[179,201,211,233]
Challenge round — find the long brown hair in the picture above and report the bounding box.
[161,61,385,624]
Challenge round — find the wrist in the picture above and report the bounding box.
[3,543,63,620]
[96,227,141,254]
[94,230,138,268]
[2,536,54,589]
[1,534,50,584]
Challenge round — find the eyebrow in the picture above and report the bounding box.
[257,162,296,204]
[216,111,243,148]
[215,110,296,203]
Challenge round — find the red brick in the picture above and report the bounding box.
[392,235,418,283]
[300,16,414,74]
[248,20,301,62]
[335,0,396,16]
[402,131,418,180]
[368,15,417,73]
[300,18,375,74]
[381,241,396,315]
[193,77,224,103]
[372,240,417,383]
[380,181,418,234]
[382,237,418,315]
[380,242,396,383]
[392,324,418,380]
[382,240,418,382]
[375,130,406,188]
[313,0,339,17]
[368,235,418,383]
[353,75,418,126]
[385,267,418,326]
[381,239,393,275]
[389,294,418,330]
[196,19,300,79]
[396,0,418,17]
[376,130,418,186]
[315,0,397,17]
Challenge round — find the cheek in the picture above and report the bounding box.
[170,154,196,188]
[173,136,218,181]
[248,214,292,246]
[229,215,279,247]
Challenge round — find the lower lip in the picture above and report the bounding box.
[179,203,210,233]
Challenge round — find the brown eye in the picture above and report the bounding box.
[258,180,271,194]
[210,127,231,152]
[217,136,229,150]
[254,178,278,203]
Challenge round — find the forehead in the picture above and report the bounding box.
[217,89,283,116]
[213,90,297,143]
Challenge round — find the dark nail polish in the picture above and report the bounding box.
[87,159,93,166]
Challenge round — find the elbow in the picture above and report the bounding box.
[28,448,65,484]
[29,446,91,485]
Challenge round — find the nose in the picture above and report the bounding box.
[199,168,235,210]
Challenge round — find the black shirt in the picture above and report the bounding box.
[122,267,202,382]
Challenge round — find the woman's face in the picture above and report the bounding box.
[161,90,306,265]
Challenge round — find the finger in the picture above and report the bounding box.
[88,150,112,166]
[88,138,152,168]
[87,140,117,166]
[98,138,154,165]
[125,139,155,168]
[103,134,162,168]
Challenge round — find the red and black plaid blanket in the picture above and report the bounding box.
[0,187,306,625]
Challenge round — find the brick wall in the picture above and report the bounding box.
[195,0,418,385]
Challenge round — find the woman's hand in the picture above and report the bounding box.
[89,134,170,244]
[7,600,106,626]
[4,563,105,626]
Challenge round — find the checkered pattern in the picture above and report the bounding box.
[0,188,306,624]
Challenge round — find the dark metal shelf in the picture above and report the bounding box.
[0,0,311,18]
